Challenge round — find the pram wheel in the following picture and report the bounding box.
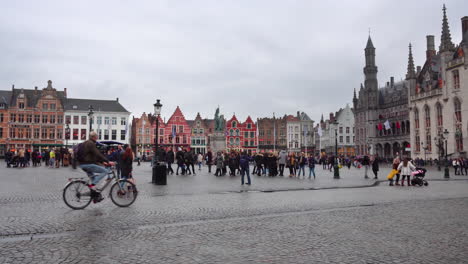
[424,181,428,186]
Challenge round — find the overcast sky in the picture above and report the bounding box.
[1,0,467,123]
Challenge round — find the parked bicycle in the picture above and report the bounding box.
[63,165,137,209]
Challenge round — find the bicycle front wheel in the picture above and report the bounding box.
[109,180,138,207]
[63,180,92,210]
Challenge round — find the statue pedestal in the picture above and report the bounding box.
[209,132,226,153]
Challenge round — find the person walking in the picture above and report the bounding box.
[297,153,306,178]
[120,145,134,183]
[397,158,416,186]
[197,153,203,170]
[362,155,370,179]
[308,154,316,179]
[49,149,56,168]
[206,149,213,173]
[240,152,251,185]
[214,152,223,176]
[392,156,401,185]
[166,148,174,175]
[176,148,185,175]
[371,156,379,179]
[453,159,460,175]
[278,150,287,176]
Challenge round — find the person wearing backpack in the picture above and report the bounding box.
[76,131,115,203]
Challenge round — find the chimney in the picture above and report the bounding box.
[64,87,67,96]
[297,111,300,118]
[386,81,390,87]
[462,16,468,44]
[426,35,436,59]
[116,97,119,102]
[12,84,14,90]
[417,66,422,75]
[34,86,38,90]
[390,77,394,87]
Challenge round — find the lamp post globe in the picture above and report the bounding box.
[443,129,449,178]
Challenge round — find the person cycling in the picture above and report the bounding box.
[78,131,115,203]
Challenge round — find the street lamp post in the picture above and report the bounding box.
[333,121,340,179]
[88,105,94,133]
[153,99,162,163]
[443,129,450,178]
[434,136,442,171]
[65,122,70,148]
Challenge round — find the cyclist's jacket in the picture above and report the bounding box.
[80,140,109,165]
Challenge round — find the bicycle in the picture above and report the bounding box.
[63,165,138,210]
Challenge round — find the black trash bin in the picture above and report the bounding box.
[152,162,167,185]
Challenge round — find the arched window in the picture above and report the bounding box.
[232,121,237,128]
[414,108,419,129]
[236,129,240,136]
[229,129,234,136]
[406,121,410,134]
[424,105,431,128]
[401,122,406,134]
[436,103,443,127]
[235,138,240,145]
[229,138,234,144]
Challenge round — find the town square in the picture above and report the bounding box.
[1,1,468,263]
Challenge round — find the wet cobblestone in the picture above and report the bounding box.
[0,164,467,263]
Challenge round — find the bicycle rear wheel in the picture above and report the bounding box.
[63,180,92,210]
[109,180,138,207]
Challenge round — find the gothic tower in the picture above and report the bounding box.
[364,35,379,109]
[406,43,417,100]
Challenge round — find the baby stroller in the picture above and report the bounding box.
[411,168,428,186]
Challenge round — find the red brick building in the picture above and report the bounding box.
[1,81,66,154]
[257,116,287,152]
[225,115,257,153]
[132,112,154,156]
[163,106,191,150]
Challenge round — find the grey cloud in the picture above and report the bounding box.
[0,0,467,122]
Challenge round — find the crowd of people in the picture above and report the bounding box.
[5,144,468,184]
[5,148,72,168]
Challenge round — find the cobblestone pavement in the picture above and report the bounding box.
[1,164,468,263]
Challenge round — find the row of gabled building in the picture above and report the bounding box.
[130,107,317,156]
[0,80,130,157]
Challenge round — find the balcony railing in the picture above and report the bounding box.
[410,88,443,101]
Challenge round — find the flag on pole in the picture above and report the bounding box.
[378,123,383,131]
[172,126,176,138]
[384,120,391,130]
[318,125,323,137]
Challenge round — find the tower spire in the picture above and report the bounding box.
[406,43,416,80]
[353,87,357,99]
[440,4,455,52]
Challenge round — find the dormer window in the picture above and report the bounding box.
[72,105,78,110]
[0,103,5,109]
